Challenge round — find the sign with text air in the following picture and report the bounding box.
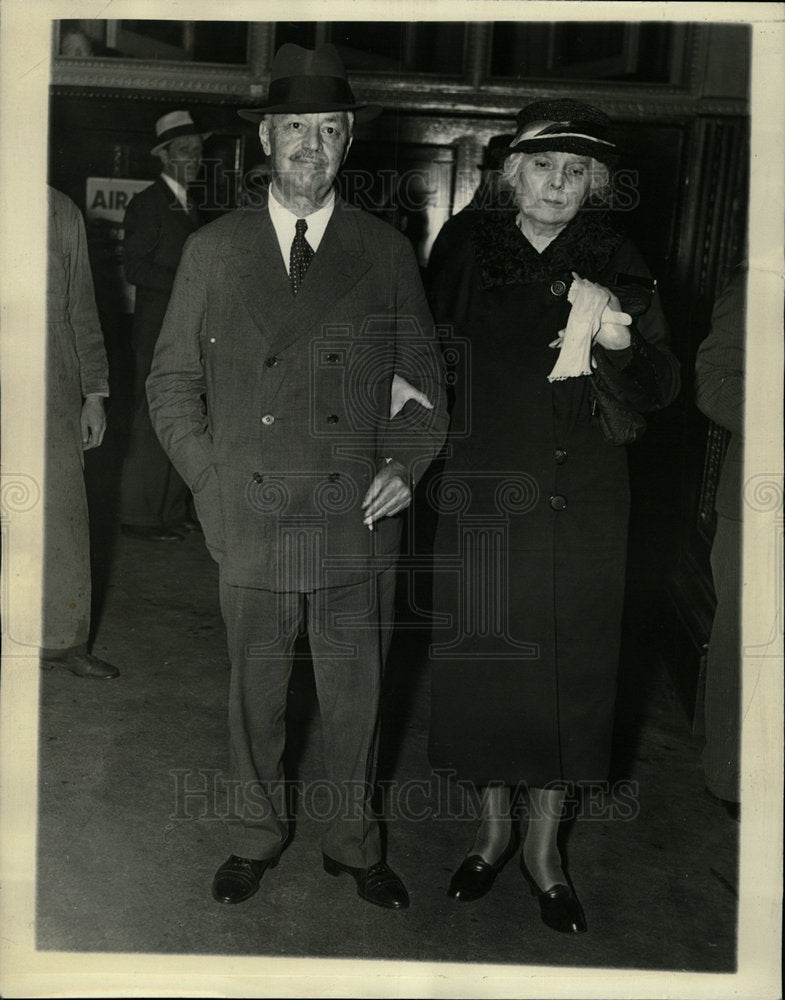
[85,177,153,223]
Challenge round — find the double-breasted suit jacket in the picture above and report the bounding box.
[146,192,448,591]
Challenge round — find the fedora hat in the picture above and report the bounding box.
[479,133,516,171]
[237,43,382,124]
[504,98,619,166]
[151,110,211,156]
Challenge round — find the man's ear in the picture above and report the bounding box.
[258,120,272,157]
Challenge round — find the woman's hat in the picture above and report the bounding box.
[505,98,618,165]
[151,110,211,156]
[237,43,382,124]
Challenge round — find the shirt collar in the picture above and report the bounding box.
[267,186,336,255]
[160,172,189,210]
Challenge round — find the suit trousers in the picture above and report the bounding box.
[120,340,189,528]
[702,514,741,802]
[219,566,396,866]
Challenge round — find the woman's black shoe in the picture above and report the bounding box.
[519,857,587,933]
[447,827,520,901]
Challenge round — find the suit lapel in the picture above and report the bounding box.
[221,194,373,353]
[221,201,292,341]
[268,198,373,354]
[154,177,200,234]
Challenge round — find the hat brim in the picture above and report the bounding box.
[237,103,382,125]
[151,131,212,157]
[504,135,618,167]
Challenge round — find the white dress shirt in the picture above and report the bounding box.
[267,186,335,275]
[160,172,189,211]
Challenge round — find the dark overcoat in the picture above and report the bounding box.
[123,177,200,373]
[146,193,448,591]
[44,187,109,649]
[426,207,680,786]
[695,272,745,521]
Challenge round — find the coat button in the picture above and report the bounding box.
[261,414,275,426]
[251,472,264,484]
[549,494,567,511]
[555,448,568,465]
[326,353,339,364]
[326,414,339,424]
[328,472,340,482]
[550,280,567,296]
[265,356,278,367]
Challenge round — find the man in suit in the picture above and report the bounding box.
[119,110,208,541]
[695,268,746,821]
[147,44,448,909]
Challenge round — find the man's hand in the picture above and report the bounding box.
[362,459,411,529]
[390,373,433,419]
[81,395,106,450]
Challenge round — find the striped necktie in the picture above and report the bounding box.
[289,218,314,296]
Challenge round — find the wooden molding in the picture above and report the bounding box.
[51,22,747,119]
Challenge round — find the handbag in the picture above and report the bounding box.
[586,275,657,446]
[588,355,648,446]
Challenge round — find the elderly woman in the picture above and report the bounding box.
[426,99,680,933]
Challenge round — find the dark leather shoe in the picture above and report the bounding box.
[520,858,587,933]
[212,854,278,904]
[41,651,119,679]
[121,524,184,541]
[447,826,520,901]
[323,855,409,909]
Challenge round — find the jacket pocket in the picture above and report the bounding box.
[191,464,226,563]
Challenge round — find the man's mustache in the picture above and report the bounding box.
[288,153,328,165]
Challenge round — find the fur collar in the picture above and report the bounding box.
[472,208,625,289]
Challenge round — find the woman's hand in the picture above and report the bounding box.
[594,288,632,351]
[390,373,433,419]
[548,289,632,351]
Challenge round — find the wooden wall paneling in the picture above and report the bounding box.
[338,134,458,267]
[53,22,275,99]
[662,114,749,718]
[611,119,688,280]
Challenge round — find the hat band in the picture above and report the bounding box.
[510,133,615,149]
[512,119,615,149]
[267,74,357,109]
[506,136,618,166]
[510,121,616,152]
[155,123,201,146]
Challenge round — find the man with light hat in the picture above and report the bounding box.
[119,110,209,541]
[147,46,448,910]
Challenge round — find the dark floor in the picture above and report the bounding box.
[36,516,741,974]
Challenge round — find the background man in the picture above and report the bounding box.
[695,267,746,822]
[41,187,118,679]
[119,110,208,541]
[147,44,447,910]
